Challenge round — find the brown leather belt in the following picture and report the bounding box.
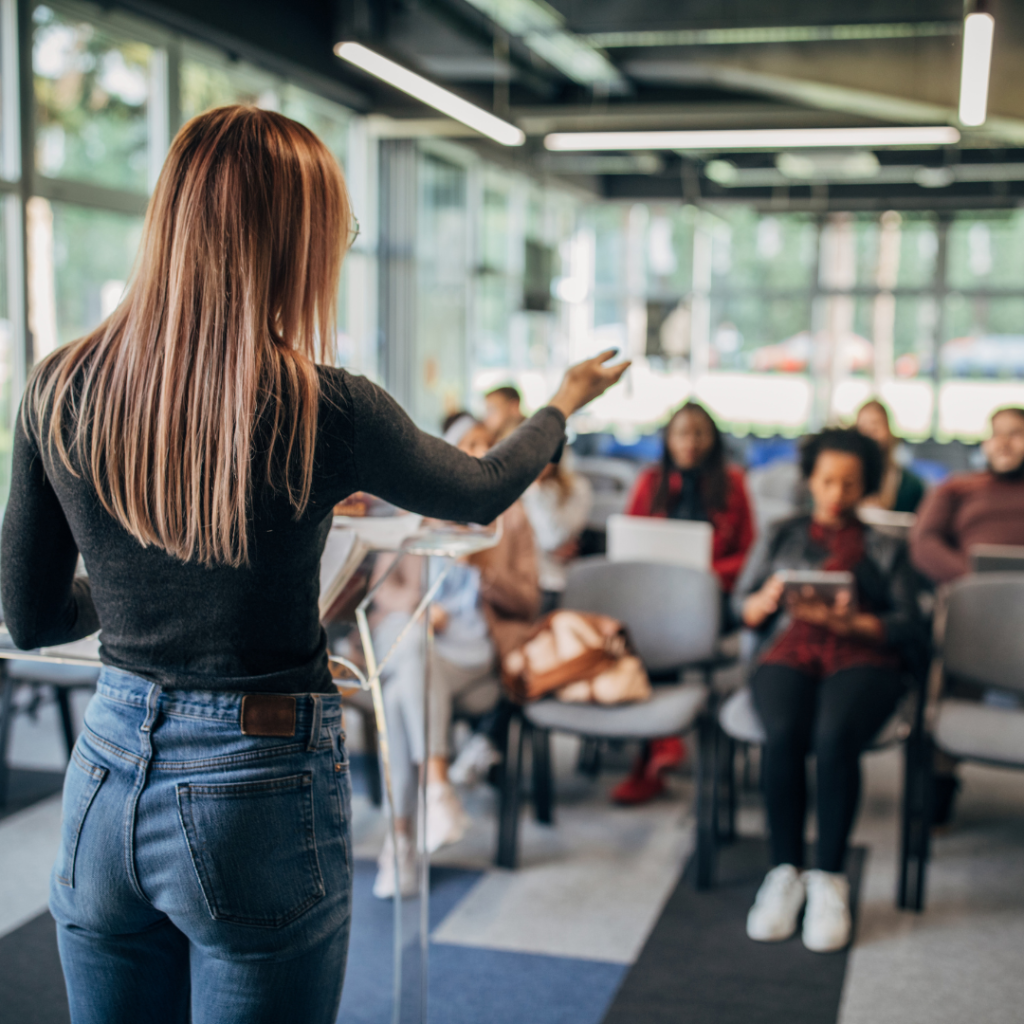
[240,694,297,737]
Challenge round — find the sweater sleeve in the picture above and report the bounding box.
[909,481,970,583]
[0,408,100,649]
[730,518,784,623]
[342,373,565,525]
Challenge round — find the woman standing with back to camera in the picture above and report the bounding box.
[0,106,627,1024]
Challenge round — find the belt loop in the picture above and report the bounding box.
[307,694,323,752]
[140,683,162,734]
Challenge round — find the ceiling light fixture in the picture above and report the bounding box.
[544,126,961,151]
[959,11,995,127]
[335,42,525,146]
[460,0,626,90]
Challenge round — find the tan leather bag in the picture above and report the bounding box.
[502,610,652,705]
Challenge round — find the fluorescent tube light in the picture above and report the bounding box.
[959,12,995,128]
[544,126,961,151]
[335,42,525,147]
[461,0,626,89]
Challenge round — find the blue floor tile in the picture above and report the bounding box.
[338,860,625,1024]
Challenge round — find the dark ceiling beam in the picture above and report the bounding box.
[421,0,569,98]
[113,0,370,110]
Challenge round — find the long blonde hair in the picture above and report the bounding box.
[26,105,351,567]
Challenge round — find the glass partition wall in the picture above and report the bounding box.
[566,204,1024,442]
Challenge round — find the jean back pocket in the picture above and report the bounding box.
[55,749,108,888]
[177,772,325,928]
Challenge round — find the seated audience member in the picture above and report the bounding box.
[910,406,1024,582]
[369,417,539,897]
[442,408,473,435]
[855,400,926,513]
[484,385,526,441]
[734,428,925,953]
[908,406,1024,824]
[613,401,756,805]
[522,456,593,614]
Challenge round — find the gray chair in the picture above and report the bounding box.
[908,573,1024,908]
[573,456,641,532]
[495,558,725,886]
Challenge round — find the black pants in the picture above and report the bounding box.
[750,663,904,873]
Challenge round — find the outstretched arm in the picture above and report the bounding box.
[348,351,629,525]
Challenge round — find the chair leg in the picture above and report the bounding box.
[741,743,756,791]
[361,708,383,808]
[0,672,15,808]
[717,736,737,844]
[577,737,601,778]
[693,713,718,890]
[531,728,554,825]
[55,687,77,760]
[898,731,932,911]
[495,711,526,869]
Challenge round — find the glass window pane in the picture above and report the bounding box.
[33,5,152,192]
[416,154,467,427]
[710,208,816,291]
[28,198,143,361]
[645,204,694,297]
[280,84,349,169]
[941,294,1024,379]
[180,52,279,123]
[946,212,1024,290]
[0,203,12,505]
[709,295,812,372]
[894,214,938,289]
[828,212,937,291]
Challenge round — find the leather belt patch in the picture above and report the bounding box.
[240,694,296,737]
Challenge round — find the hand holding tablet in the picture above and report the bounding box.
[776,569,857,613]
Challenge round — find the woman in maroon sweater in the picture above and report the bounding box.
[910,406,1024,583]
[612,402,755,804]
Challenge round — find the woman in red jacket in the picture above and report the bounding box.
[612,401,755,804]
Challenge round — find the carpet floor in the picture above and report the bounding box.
[602,838,864,1024]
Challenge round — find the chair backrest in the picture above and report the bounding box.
[573,456,641,532]
[944,574,1024,694]
[561,557,720,672]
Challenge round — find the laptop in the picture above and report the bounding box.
[969,543,1024,574]
[606,514,713,571]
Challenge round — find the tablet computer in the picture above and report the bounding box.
[776,569,856,609]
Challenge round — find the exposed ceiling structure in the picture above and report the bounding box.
[122,0,1024,209]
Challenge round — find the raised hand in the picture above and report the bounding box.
[548,349,631,420]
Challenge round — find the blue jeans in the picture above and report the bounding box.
[50,668,353,1024]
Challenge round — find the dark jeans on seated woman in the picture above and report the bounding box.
[751,663,905,873]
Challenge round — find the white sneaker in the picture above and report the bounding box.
[424,781,469,853]
[448,733,501,787]
[373,830,418,900]
[746,864,806,942]
[802,870,851,953]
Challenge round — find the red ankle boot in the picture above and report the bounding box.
[610,737,687,805]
